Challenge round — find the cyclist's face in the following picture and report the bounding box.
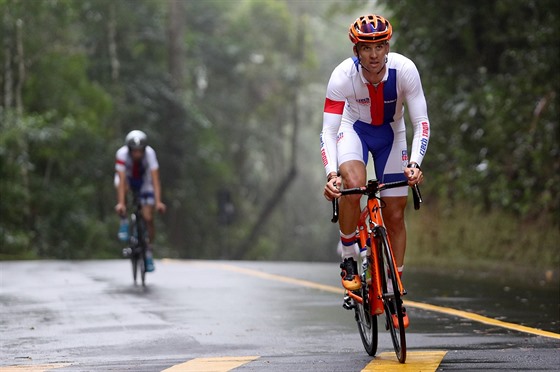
[131,148,144,161]
[355,42,389,69]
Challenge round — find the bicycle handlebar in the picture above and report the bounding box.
[331,179,422,223]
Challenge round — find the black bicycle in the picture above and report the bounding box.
[123,191,148,286]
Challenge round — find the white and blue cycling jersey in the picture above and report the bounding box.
[320,52,430,197]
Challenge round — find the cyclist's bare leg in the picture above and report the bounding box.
[337,161,366,290]
[142,205,155,244]
[338,160,366,237]
[381,196,407,268]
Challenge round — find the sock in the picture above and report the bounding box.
[340,231,357,259]
[387,266,404,293]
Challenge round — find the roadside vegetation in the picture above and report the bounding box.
[1,0,558,279]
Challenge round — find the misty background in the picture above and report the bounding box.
[1,0,558,278]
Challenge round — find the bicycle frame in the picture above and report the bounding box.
[343,181,406,315]
[129,191,147,286]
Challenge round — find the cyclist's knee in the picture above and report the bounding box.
[343,193,362,206]
[142,206,154,222]
[382,197,406,225]
[340,161,365,187]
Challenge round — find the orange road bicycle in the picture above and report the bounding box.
[331,179,422,363]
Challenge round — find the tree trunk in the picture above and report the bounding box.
[167,0,185,93]
[15,18,24,115]
[107,3,120,82]
[3,9,13,110]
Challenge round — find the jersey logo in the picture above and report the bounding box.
[356,97,370,105]
[401,150,409,167]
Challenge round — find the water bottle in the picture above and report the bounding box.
[118,216,129,242]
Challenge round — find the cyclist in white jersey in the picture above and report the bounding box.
[114,130,166,271]
[321,14,430,327]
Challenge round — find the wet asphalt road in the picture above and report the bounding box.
[1,259,558,371]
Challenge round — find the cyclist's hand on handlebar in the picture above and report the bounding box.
[115,203,127,216]
[405,167,424,186]
[324,176,342,201]
[156,202,167,214]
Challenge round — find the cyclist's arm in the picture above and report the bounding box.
[321,109,342,179]
[115,148,128,214]
[321,68,348,178]
[321,100,345,200]
[151,168,162,205]
[402,60,430,167]
[116,170,127,214]
[146,147,166,212]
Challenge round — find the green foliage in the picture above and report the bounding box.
[379,0,559,222]
[1,0,557,269]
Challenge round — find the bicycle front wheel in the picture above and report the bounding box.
[354,258,378,356]
[377,227,406,363]
[136,216,147,287]
[129,214,139,284]
[139,246,146,286]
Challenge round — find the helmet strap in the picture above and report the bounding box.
[376,55,388,74]
[354,45,371,73]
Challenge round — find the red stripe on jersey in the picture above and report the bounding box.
[366,83,385,125]
[116,159,125,166]
[324,98,345,114]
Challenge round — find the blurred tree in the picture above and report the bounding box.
[376,0,559,221]
[2,0,554,268]
[1,0,114,258]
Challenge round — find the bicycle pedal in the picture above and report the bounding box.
[342,295,355,310]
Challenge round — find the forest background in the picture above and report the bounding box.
[1,0,558,279]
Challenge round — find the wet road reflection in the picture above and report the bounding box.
[404,266,559,333]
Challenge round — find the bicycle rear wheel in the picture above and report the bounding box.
[354,257,378,356]
[377,227,406,363]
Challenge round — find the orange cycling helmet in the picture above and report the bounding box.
[349,14,392,44]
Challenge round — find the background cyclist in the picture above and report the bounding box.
[320,14,430,326]
[114,130,166,272]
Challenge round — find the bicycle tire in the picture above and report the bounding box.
[377,227,407,363]
[131,254,138,283]
[129,213,139,284]
[354,256,378,356]
[138,249,146,286]
[137,215,147,287]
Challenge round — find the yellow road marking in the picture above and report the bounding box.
[177,260,559,340]
[214,262,344,295]
[362,351,447,371]
[0,364,71,372]
[161,356,259,372]
[403,300,560,340]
